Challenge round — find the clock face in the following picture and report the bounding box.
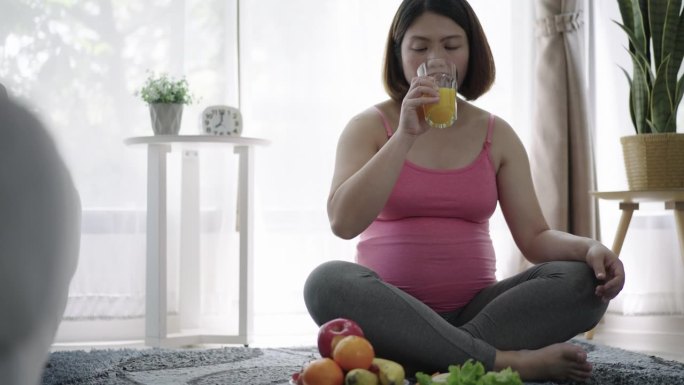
[201,105,242,136]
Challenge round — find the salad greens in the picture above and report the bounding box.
[415,360,523,385]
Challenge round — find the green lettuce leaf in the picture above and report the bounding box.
[416,372,436,385]
[479,368,523,385]
[414,360,522,385]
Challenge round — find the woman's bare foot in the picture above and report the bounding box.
[494,343,592,382]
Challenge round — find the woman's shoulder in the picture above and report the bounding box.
[333,101,397,152]
[458,103,522,169]
[459,102,509,130]
[459,103,517,146]
[344,100,398,136]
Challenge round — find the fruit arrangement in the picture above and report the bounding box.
[292,318,406,385]
[293,318,522,385]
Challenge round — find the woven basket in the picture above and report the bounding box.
[620,133,684,190]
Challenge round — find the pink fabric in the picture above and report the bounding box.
[356,108,498,313]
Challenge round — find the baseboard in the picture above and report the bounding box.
[53,311,684,362]
[53,311,317,348]
[54,318,145,344]
[589,313,684,361]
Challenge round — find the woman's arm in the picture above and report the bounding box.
[327,114,416,239]
[328,79,439,239]
[494,120,625,301]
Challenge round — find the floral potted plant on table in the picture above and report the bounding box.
[137,72,195,135]
[616,0,684,190]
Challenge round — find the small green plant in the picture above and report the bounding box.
[615,0,684,134]
[136,71,196,105]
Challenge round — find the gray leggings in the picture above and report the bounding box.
[303,260,607,373]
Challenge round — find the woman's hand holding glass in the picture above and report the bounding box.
[398,76,440,137]
[417,58,458,128]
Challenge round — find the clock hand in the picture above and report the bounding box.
[214,113,224,128]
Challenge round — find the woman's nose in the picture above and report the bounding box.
[427,49,447,60]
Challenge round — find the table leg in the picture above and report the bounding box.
[234,145,254,345]
[665,201,684,271]
[585,201,638,340]
[146,144,170,347]
[611,202,639,255]
[180,150,201,331]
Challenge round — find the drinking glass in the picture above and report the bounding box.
[417,58,458,128]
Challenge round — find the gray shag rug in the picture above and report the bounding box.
[43,339,684,385]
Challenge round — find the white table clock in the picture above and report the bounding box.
[201,105,242,136]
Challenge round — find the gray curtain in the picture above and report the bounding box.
[530,0,598,239]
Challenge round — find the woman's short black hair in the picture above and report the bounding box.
[382,0,495,101]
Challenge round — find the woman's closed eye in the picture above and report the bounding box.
[409,45,460,52]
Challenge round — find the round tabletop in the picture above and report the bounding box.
[591,189,684,202]
[124,135,270,147]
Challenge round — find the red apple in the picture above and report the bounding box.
[291,370,304,385]
[317,318,364,358]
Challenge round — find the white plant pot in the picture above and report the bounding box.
[149,103,183,135]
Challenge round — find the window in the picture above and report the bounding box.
[1,0,538,344]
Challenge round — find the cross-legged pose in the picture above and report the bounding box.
[304,0,625,382]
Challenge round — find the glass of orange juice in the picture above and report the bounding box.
[417,58,458,128]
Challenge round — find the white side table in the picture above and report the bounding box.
[125,135,269,347]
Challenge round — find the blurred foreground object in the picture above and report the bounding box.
[0,95,81,385]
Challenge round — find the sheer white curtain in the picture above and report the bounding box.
[1,0,243,341]
[1,0,537,345]
[591,1,684,315]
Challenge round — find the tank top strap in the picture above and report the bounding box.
[485,114,495,146]
[373,106,394,138]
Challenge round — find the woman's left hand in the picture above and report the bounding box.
[585,243,625,303]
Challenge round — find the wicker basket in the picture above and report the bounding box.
[620,133,684,190]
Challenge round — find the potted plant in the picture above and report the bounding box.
[136,72,195,135]
[616,0,684,190]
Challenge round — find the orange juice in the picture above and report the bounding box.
[424,87,456,128]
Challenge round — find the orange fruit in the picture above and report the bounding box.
[301,357,344,385]
[332,335,375,371]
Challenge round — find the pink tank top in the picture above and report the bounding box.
[356,108,498,313]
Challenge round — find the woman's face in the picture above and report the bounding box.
[400,11,470,87]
